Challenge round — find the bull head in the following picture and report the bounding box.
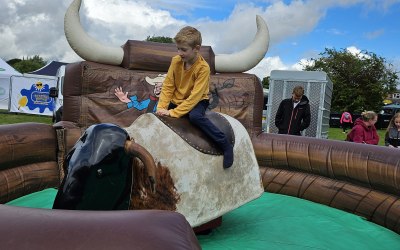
[53,123,156,210]
[65,0,270,73]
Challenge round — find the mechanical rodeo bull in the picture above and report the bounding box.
[50,1,269,227]
[52,0,267,228]
[0,1,399,248]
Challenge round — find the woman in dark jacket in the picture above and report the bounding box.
[275,86,311,136]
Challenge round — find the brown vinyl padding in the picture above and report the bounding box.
[0,123,59,203]
[0,162,59,203]
[122,40,216,74]
[62,62,263,138]
[260,167,400,234]
[0,123,57,170]
[253,133,400,196]
[0,205,201,250]
[255,133,400,233]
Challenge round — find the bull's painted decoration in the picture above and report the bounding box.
[18,81,54,113]
[115,74,165,113]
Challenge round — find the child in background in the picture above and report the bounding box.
[385,112,400,148]
[346,111,379,145]
[340,111,353,133]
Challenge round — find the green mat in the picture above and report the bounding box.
[6,189,400,249]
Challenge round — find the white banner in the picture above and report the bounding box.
[0,77,10,110]
[10,75,57,116]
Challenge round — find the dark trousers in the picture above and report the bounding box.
[342,122,351,132]
[168,100,229,150]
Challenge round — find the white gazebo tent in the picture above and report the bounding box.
[0,58,21,110]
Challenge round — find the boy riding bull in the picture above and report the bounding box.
[155,26,234,169]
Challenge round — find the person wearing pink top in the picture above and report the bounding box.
[340,111,353,133]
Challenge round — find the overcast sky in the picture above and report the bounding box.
[0,0,399,80]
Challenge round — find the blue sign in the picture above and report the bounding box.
[20,81,54,113]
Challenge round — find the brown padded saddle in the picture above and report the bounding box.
[156,111,235,155]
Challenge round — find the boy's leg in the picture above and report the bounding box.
[188,100,234,169]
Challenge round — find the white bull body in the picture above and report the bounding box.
[125,113,263,227]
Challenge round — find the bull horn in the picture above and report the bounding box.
[215,15,270,73]
[124,140,157,193]
[65,0,123,65]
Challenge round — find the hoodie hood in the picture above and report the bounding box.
[354,118,376,131]
[298,95,309,106]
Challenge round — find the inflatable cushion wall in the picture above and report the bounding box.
[0,123,59,203]
[122,40,216,74]
[254,133,400,233]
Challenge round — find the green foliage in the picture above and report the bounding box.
[303,48,398,113]
[6,58,22,65]
[146,36,173,44]
[7,55,46,73]
[262,76,270,89]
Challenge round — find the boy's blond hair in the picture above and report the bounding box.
[174,26,202,48]
[292,86,304,96]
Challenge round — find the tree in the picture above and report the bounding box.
[261,76,270,89]
[146,36,173,44]
[6,58,21,65]
[7,55,46,73]
[303,48,398,113]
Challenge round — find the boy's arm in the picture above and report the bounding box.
[169,67,209,118]
[157,60,176,110]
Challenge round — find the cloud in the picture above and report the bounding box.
[346,46,371,59]
[364,28,385,39]
[246,56,306,80]
[1,0,329,62]
[326,28,346,35]
[1,0,399,80]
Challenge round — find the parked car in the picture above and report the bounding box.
[378,104,400,129]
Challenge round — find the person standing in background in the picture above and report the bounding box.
[275,85,311,136]
[346,111,379,145]
[340,111,353,133]
[385,112,400,148]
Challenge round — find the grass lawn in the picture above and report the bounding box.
[0,110,52,125]
[0,110,387,146]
